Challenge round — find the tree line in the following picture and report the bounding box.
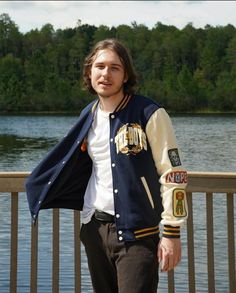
[0,13,236,113]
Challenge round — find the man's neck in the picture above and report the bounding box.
[99,93,124,113]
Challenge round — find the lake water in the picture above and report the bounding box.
[0,114,235,293]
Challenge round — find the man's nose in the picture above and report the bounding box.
[102,67,110,77]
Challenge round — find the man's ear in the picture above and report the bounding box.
[88,66,92,79]
[124,73,128,83]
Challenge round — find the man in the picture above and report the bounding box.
[26,39,188,293]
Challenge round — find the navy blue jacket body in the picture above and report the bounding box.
[26,95,165,242]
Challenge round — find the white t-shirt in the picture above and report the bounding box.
[81,106,114,224]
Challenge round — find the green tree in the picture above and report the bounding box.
[43,73,71,111]
[93,25,115,44]
[0,54,25,111]
[116,24,135,51]
[0,16,235,113]
[226,34,236,70]
[214,69,236,111]
[0,13,22,57]
[176,65,199,111]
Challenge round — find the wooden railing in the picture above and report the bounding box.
[0,171,235,293]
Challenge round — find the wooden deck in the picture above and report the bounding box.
[0,171,235,293]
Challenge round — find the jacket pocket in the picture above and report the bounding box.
[140,177,155,209]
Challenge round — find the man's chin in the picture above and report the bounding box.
[99,95,111,99]
[97,89,124,99]
[97,90,114,99]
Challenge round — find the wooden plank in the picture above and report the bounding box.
[206,193,215,293]
[10,192,18,293]
[74,210,81,293]
[168,270,175,293]
[186,192,196,293]
[227,193,236,293]
[187,172,236,193]
[0,172,29,192]
[0,172,30,178]
[0,177,27,192]
[52,209,60,293]
[1,171,236,193]
[30,220,38,293]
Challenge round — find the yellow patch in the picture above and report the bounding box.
[114,123,147,155]
[173,189,187,218]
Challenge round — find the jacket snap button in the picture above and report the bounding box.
[114,189,118,193]
[119,236,123,241]
[48,181,52,185]
[118,230,122,235]
[111,114,115,119]
[112,163,115,167]
[116,214,120,218]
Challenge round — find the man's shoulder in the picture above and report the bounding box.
[80,98,98,116]
[133,94,162,108]
[132,94,163,116]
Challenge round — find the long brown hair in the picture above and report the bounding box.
[83,39,137,95]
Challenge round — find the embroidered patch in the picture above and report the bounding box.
[115,123,147,155]
[81,139,87,152]
[166,171,187,184]
[168,148,182,167]
[173,189,187,218]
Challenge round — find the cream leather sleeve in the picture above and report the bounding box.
[146,108,188,233]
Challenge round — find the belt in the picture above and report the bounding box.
[94,210,115,222]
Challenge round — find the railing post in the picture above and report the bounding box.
[52,209,60,293]
[10,192,18,293]
[30,220,38,293]
[206,192,215,293]
[74,210,81,293]
[227,193,236,293]
[168,270,175,293]
[186,192,196,293]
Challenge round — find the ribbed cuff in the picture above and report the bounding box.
[162,225,180,238]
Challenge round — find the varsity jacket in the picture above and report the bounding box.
[25,94,188,242]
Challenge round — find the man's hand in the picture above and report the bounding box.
[158,237,182,272]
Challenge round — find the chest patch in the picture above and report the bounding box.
[115,123,147,155]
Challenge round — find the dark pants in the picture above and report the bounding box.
[80,216,159,293]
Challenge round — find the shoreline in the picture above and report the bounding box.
[0,110,236,116]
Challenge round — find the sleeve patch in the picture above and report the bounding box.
[168,148,182,167]
[166,171,187,183]
[173,189,187,217]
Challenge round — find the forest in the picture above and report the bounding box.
[0,13,236,113]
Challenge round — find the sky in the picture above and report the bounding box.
[1,1,236,33]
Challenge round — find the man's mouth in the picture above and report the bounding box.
[99,81,112,86]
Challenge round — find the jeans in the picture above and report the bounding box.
[80,216,159,293]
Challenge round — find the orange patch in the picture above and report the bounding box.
[173,189,187,217]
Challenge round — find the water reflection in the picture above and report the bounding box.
[0,134,58,171]
[0,134,57,155]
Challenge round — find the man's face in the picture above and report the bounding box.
[90,49,127,99]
